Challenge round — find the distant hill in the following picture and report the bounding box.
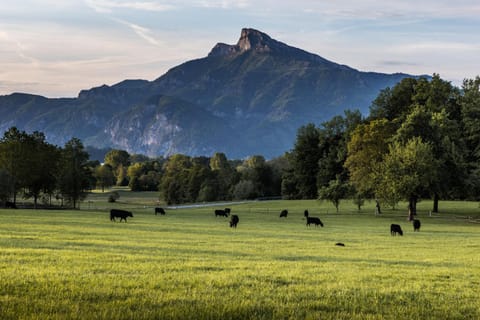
[0,28,428,159]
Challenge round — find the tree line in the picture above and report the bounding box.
[1,75,479,210]
[286,75,480,213]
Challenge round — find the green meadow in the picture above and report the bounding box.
[1,193,479,319]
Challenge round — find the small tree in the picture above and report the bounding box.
[318,177,350,212]
[94,164,115,192]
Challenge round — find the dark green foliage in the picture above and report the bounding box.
[289,124,321,199]
[57,138,92,209]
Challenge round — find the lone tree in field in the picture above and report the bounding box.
[318,176,351,212]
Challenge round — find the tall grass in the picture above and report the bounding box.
[0,197,479,319]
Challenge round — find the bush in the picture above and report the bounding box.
[108,191,120,203]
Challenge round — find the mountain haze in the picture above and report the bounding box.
[0,28,427,159]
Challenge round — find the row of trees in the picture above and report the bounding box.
[0,130,286,207]
[0,128,91,208]
[286,75,480,212]
[1,74,478,210]
[93,150,285,205]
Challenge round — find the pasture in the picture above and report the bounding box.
[0,194,479,319]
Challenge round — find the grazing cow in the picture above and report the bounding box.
[304,210,309,219]
[306,217,324,227]
[230,215,239,228]
[5,201,17,209]
[413,219,421,232]
[335,242,345,247]
[224,208,231,216]
[215,209,228,217]
[390,224,403,236]
[280,209,288,218]
[110,209,133,222]
[155,207,166,215]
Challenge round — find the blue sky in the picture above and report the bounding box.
[0,0,479,97]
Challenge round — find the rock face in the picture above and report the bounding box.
[0,28,428,159]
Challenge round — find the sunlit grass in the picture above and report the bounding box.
[0,197,479,319]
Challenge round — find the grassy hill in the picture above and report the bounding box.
[0,193,479,319]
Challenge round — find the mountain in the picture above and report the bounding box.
[0,28,428,159]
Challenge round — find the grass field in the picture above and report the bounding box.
[1,193,479,319]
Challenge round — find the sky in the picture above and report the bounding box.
[0,0,479,98]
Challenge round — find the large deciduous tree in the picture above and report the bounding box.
[57,138,92,209]
[344,119,394,199]
[375,138,437,213]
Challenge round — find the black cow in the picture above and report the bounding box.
[280,209,288,218]
[155,207,166,215]
[413,219,421,232]
[306,217,323,227]
[304,210,309,219]
[215,209,228,217]
[230,215,239,228]
[390,224,403,236]
[224,208,231,216]
[5,201,17,209]
[110,209,133,222]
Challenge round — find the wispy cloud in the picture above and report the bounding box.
[195,0,250,9]
[112,18,160,46]
[85,0,175,13]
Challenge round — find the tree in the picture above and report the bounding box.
[369,77,419,122]
[0,169,13,203]
[237,155,275,198]
[0,127,30,204]
[318,177,351,212]
[393,75,466,212]
[94,164,115,192]
[317,110,363,188]
[374,138,437,213]
[288,123,321,199]
[57,138,92,209]
[345,119,395,198]
[0,128,60,208]
[210,152,236,200]
[188,159,215,201]
[232,180,257,200]
[461,77,480,199]
[22,132,60,208]
[104,149,130,186]
[160,154,192,204]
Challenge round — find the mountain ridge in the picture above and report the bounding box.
[0,28,429,159]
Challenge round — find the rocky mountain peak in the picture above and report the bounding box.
[208,28,280,57]
[236,28,273,52]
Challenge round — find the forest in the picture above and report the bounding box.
[1,75,479,211]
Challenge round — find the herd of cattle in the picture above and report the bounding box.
[109,207,421,235]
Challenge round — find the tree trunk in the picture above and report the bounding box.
[432,193,439,213]
[408,195,417,221]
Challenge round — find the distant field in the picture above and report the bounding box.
[0,193,479,319]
